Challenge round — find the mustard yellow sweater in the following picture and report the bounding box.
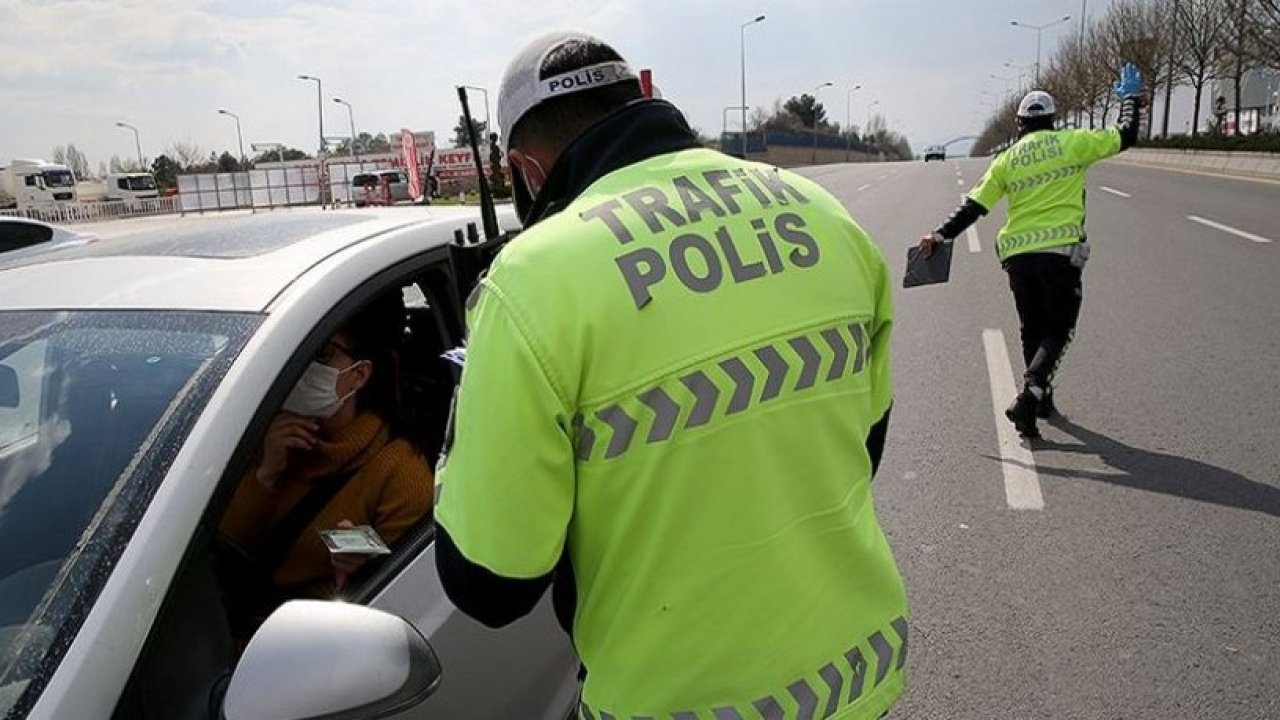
[219,411,433,598]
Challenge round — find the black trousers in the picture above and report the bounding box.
[1005,252,1083,390]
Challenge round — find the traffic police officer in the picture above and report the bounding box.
[434,31,909,719]
[919,65,1145,438]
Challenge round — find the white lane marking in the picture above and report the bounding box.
[857,184,872,192]
[1187,215,1273,244]
[1098,186,1131,198]
[982,329,1045,510]
[966,226,981,254]
[957,179,965,185]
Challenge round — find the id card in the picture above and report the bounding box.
[320,525,391,556]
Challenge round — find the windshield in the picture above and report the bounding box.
[40,172,74,189]
[124,176,156,192]
[0,310,259,717]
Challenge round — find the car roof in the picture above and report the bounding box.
[0,207,485,313]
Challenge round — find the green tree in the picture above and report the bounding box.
[452,115,488,147]
[151,155,179,189]
[783,94,830,130]
[250,147,310,164]
[217,151,243,172]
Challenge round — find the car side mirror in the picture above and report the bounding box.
[0,365,18,409]
[223,601,441,720]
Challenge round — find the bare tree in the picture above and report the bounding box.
[51,144,91,179]
[1216,0,1264,135]
[165,140,206,170]
[1176,0,1230,135]
[1100,0,1173,138]
[1247,0,1280,67]
[1085,23,1122,127]
[109,155,147,174]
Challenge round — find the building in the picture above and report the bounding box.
[1210,69,1279,134]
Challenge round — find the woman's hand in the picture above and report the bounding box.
[331,520,372,591]
[256,413,320,488]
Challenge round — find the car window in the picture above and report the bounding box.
[0,340,47,456]
[0,310,260,719]
[0,223,53,254]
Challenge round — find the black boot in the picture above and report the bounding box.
[1005,388,1041,438]
[1036,386,1056,419]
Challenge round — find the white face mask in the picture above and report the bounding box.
[281,361,364,418]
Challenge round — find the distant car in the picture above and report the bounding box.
[350,170,413,206]
[0,208,579,720]
[923,146,947,162]
[0,217,97,259]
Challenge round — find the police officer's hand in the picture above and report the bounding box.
[918,232,943,259]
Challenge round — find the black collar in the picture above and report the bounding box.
[519,99,701,227]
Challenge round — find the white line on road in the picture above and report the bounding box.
[1098,186,1131,198]
[966,226,981,254]
[982,329,1045,510]
[957,179,965,185]
[857,184,872,192]
[1187,215,1273,244]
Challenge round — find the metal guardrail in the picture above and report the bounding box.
[0,197,181,224]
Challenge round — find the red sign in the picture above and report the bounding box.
[401,128,422,199]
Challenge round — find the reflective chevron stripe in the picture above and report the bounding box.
[579,616,909,720]
[996,224,1084,259]
[1006,163,1084,192]
[574,319,875,462]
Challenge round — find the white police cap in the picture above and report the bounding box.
[496,31,639,152]
[1017,90,1057,119]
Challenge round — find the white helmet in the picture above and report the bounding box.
[496,31,638,152]
[1017,90,1057,119]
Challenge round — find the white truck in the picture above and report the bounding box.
[0,159,79,211]
[76,172,160,206]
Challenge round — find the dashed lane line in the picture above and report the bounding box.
[982,328,1045,510]
[1187,215,1273,244]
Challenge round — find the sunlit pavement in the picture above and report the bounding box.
[795,158,1280,719]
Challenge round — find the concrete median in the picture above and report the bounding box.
[1108,147,1280,180]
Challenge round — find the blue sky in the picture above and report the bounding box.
[1,0,1179,170]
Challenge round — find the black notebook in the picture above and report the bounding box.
[903,242,953,288]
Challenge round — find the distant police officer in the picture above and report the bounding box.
[434,31,909,719]
[919,64,1145,438]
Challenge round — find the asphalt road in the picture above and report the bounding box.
[795,158,1280,719]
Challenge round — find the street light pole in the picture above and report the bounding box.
[114,121,144,171]
[1011,15,1072,86]
[297,75,325,157]
[846,84,862,161]
[332,98,358,159]
[217,110,246,166]
[740,14,766,158]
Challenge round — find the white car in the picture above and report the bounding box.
[0,218,97,259]
[0,207,579,720]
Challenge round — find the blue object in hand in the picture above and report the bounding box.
[1114,63,1143,99]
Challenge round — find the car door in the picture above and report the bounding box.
[111,226,578,720]
[342,244,579,719]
